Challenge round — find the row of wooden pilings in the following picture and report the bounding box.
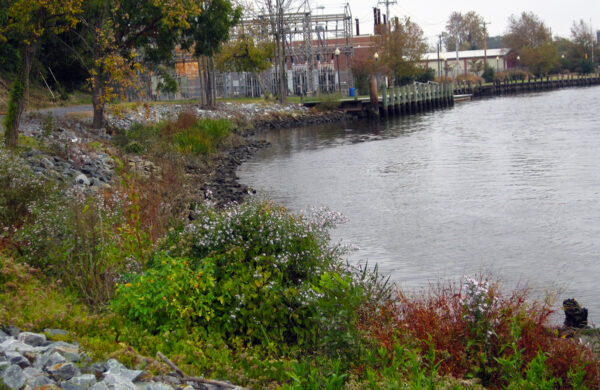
[369,80,454,117]
[453,73,600,97]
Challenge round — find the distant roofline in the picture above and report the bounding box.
[422,48,510,61]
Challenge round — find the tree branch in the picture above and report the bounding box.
[156,351,247,390]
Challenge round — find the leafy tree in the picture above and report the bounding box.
[79,0,200,129]
[443,11,485,51]
[486,35,504,50]
[372,16,428,85]
[216,31,275,97]
[521,42,558,76]
[415,67,435,83]
[504,12,555,75]
[180,0,242,106]
[0,0,82,147]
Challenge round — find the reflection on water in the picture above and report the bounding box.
[238,87,600,323]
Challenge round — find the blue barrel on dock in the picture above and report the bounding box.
[349,87,356,97]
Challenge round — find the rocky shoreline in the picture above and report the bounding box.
[202,109,352,206]
[10,102,352,205]
[0,327,240,390]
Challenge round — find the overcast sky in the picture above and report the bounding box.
[307,0,599,48]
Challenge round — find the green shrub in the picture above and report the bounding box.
[0,148,50,231]
[112,199,360,350]
[316,93,342,111]
[111,252,217,332]
[482,65,495,82]
[125,141,144,154]
[509,69,530,81]
[112,122,159,151]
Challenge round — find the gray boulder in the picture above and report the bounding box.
[61,374,97,390]
[40,157,55,169]
[50,341,81,362]
[1,364,26,389]
[23,375,55,389]
[18,332,46,347]
[75,173,90,186]
[5,351,30,367]
[22,366,43,379]
[103,373,137,390]
[0,339,35,354]
[35,351,66,370]
[46,361,80,380]
[104,359,144,380]
[90,382,110,390]
[135,382,173,390]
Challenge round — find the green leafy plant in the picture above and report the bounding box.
[112,199,358,349]
[284,359,347,390]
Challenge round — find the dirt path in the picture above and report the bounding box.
[0,104,92,131]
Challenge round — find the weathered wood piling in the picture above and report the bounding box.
[303,73,600,118]
[452,72,600,98]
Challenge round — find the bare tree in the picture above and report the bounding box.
[443,11,485,51]
[571,20,597,63]
[504,12,552,51]
[254,0,300,103]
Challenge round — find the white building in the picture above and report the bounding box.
[421,48,511,79]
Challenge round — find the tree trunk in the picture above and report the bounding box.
[197,56,205,105]
[203,56,211,106]
[253,71,267,97]
[4,44,38,148]
[92,71,104,129]
[91,32,105,130]
[211,57,217,105]
[278,15,287,103]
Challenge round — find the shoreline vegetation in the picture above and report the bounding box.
[2,98,600,389]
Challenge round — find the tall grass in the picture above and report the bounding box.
[171,118,233,156]
[112,112,234,157]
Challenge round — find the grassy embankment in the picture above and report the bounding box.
[1,101,600,389]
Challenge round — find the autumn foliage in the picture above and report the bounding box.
[358,278,600,388]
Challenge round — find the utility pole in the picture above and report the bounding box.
[590,19,595,65]
[437,34,442,79]
[482,21,490,67]
[378,0,397,30]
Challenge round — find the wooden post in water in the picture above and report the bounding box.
[427,84,432,110]
[369,77,379,117]
[382,86,388,117]
[414,84,420,112]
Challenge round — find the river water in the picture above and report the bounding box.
[238,87,600,323]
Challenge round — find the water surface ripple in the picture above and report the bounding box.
[238,87,600,323]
